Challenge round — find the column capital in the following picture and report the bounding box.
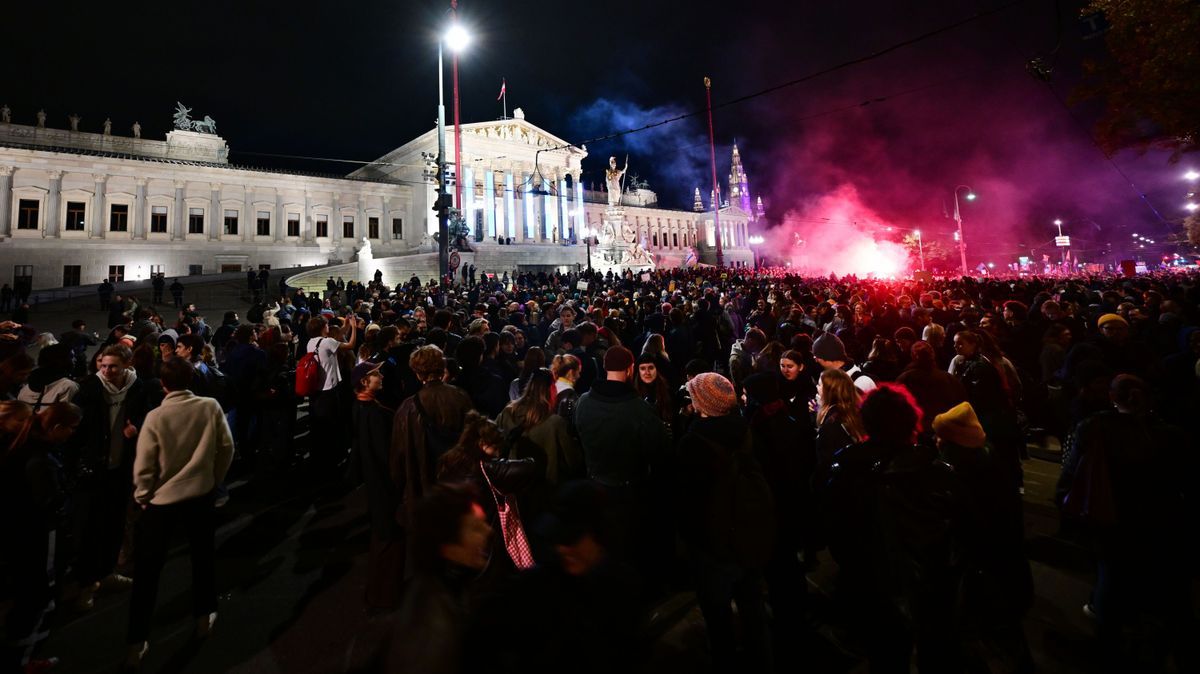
[210,183,222,192]
[48,170,63,181]
[134,177,148,187]
[0,166,13,178]
[174,180,187,190]
[92,173,107,183]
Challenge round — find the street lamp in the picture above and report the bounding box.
[1053,218,1068,268]
[583,226,595,274]
[435,20,469,280]
[914,229,925,271]
[952,185,975,276]
[1184,170,1199,181]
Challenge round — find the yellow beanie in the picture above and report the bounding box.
[1097,313,1128,328]
[932,402,986,448]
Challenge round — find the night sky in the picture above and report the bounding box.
[3,0,1188,264]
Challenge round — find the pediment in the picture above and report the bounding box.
[460,121,582,154]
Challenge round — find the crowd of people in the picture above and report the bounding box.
[1,263,1198,673]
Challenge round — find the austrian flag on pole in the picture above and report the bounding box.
[497,79,506,101]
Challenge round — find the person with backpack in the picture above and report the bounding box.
[813,331,876,394]
[675,372,774,673]
[390,345,474,583]
[496,368,581,522]
[300,315,357,468]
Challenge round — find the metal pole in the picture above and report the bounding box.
[953,189,968,276]
[586,230,592,273]
[705,76,723,268]
[918,231,925,271]
[451,1,464,223]
[437,41,449,280]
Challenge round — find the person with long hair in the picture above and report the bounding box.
[814,369,865,487]
[550,353,581,422]
[509,346,546,402]
[897,340,967,434]
[635,353,675,430]
[437,411,540,582]
[777,349,816,417]
[496,369,581,491]
[641,333,675,387]
[1,401,81,672]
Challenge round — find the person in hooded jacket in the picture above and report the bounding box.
[17,343,79,410]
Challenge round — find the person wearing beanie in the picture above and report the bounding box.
[932,402,986,449]
[813,332,876,394]
[728,328,767,399]
[676,371,773,670]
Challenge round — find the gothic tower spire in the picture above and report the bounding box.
[728,140,754,220]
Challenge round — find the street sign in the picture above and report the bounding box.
[448,251,461,272]
[1055,236,1071,247]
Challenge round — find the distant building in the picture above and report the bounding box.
[1,107,754,291]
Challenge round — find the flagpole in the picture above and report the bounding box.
[503,80,507,120]
[705,76,724,268]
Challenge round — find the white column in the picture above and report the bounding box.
[356,195,365,242]
[45,171,62,239]
[208,183,221,241]
[0,167,11,238]
[380,197,389,246]
[484,170,495,239]
[303,192,313,243]
[91,175,107,238]
[172,181,185,241]
[133,178,146,240]
[242,186,253,242]
[331,193,342,245]
[275,190,284,243]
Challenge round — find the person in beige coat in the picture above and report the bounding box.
[125,358,233,667]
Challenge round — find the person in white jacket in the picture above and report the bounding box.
[125,358,233,667]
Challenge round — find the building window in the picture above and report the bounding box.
[188,208,204,234]
[188,264,203,276]
[673,232,679,247]
[16,199,38,230]
[392,217,403,239]
[62,265,81,287]
[150,205,168,233]
[287,213,300,237]
[368,216,379,239]
[256,210,271,236]
[652,233,658,247]
[342,216,354,239]
[65,201,86,231]
[108,265,125,283]
[109,204,129,232]
[13,265,32,288]
[258,264,271,271]
[149,265,163,275]
[316,216,328,238]
[223,209,239,235]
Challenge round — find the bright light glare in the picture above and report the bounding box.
[965,193,976,201]
[1054,219,1063,226]
[444,25,470,51]
[1184,170,1200,181]
[913,229,921,237]
[1186,203,1199,212]
[748,235,765,245]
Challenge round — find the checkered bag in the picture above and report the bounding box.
[480,461,536,569]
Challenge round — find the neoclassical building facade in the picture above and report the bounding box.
[1,108,753,291]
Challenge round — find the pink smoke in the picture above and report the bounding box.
[764,183,911,276]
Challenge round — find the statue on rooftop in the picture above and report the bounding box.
[132,121,141,138]
[103,118,112,136]
[35,110,45,128]
[1,105,10,124]
[193,115,217,134]
[68,114,81,132]
[173,102,193,130]
[605,155,628,207]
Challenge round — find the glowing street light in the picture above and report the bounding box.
[434,16,470,279]
[1186,203,1199,212]
[748,234,765,269]
[1185,170,1200,181]
[913,229,925,271]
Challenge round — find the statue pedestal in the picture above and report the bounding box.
[594,207,655,276]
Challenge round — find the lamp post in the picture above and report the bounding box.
[914,229,925,271]
[952,185,975,276]
[1054,218,1068,269]
[449,4,465,225]
[436,22,469,281]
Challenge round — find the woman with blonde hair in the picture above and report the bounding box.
[814,369,866,485]
[549,353,581,420]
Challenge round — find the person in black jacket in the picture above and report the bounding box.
[69,344,160,611]
[676,372,772,673]
[824,383,969,673]
[349,361,401,610]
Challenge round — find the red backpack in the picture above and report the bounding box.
[295,338,327,397]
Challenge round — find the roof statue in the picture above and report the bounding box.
[173,102,218,135]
